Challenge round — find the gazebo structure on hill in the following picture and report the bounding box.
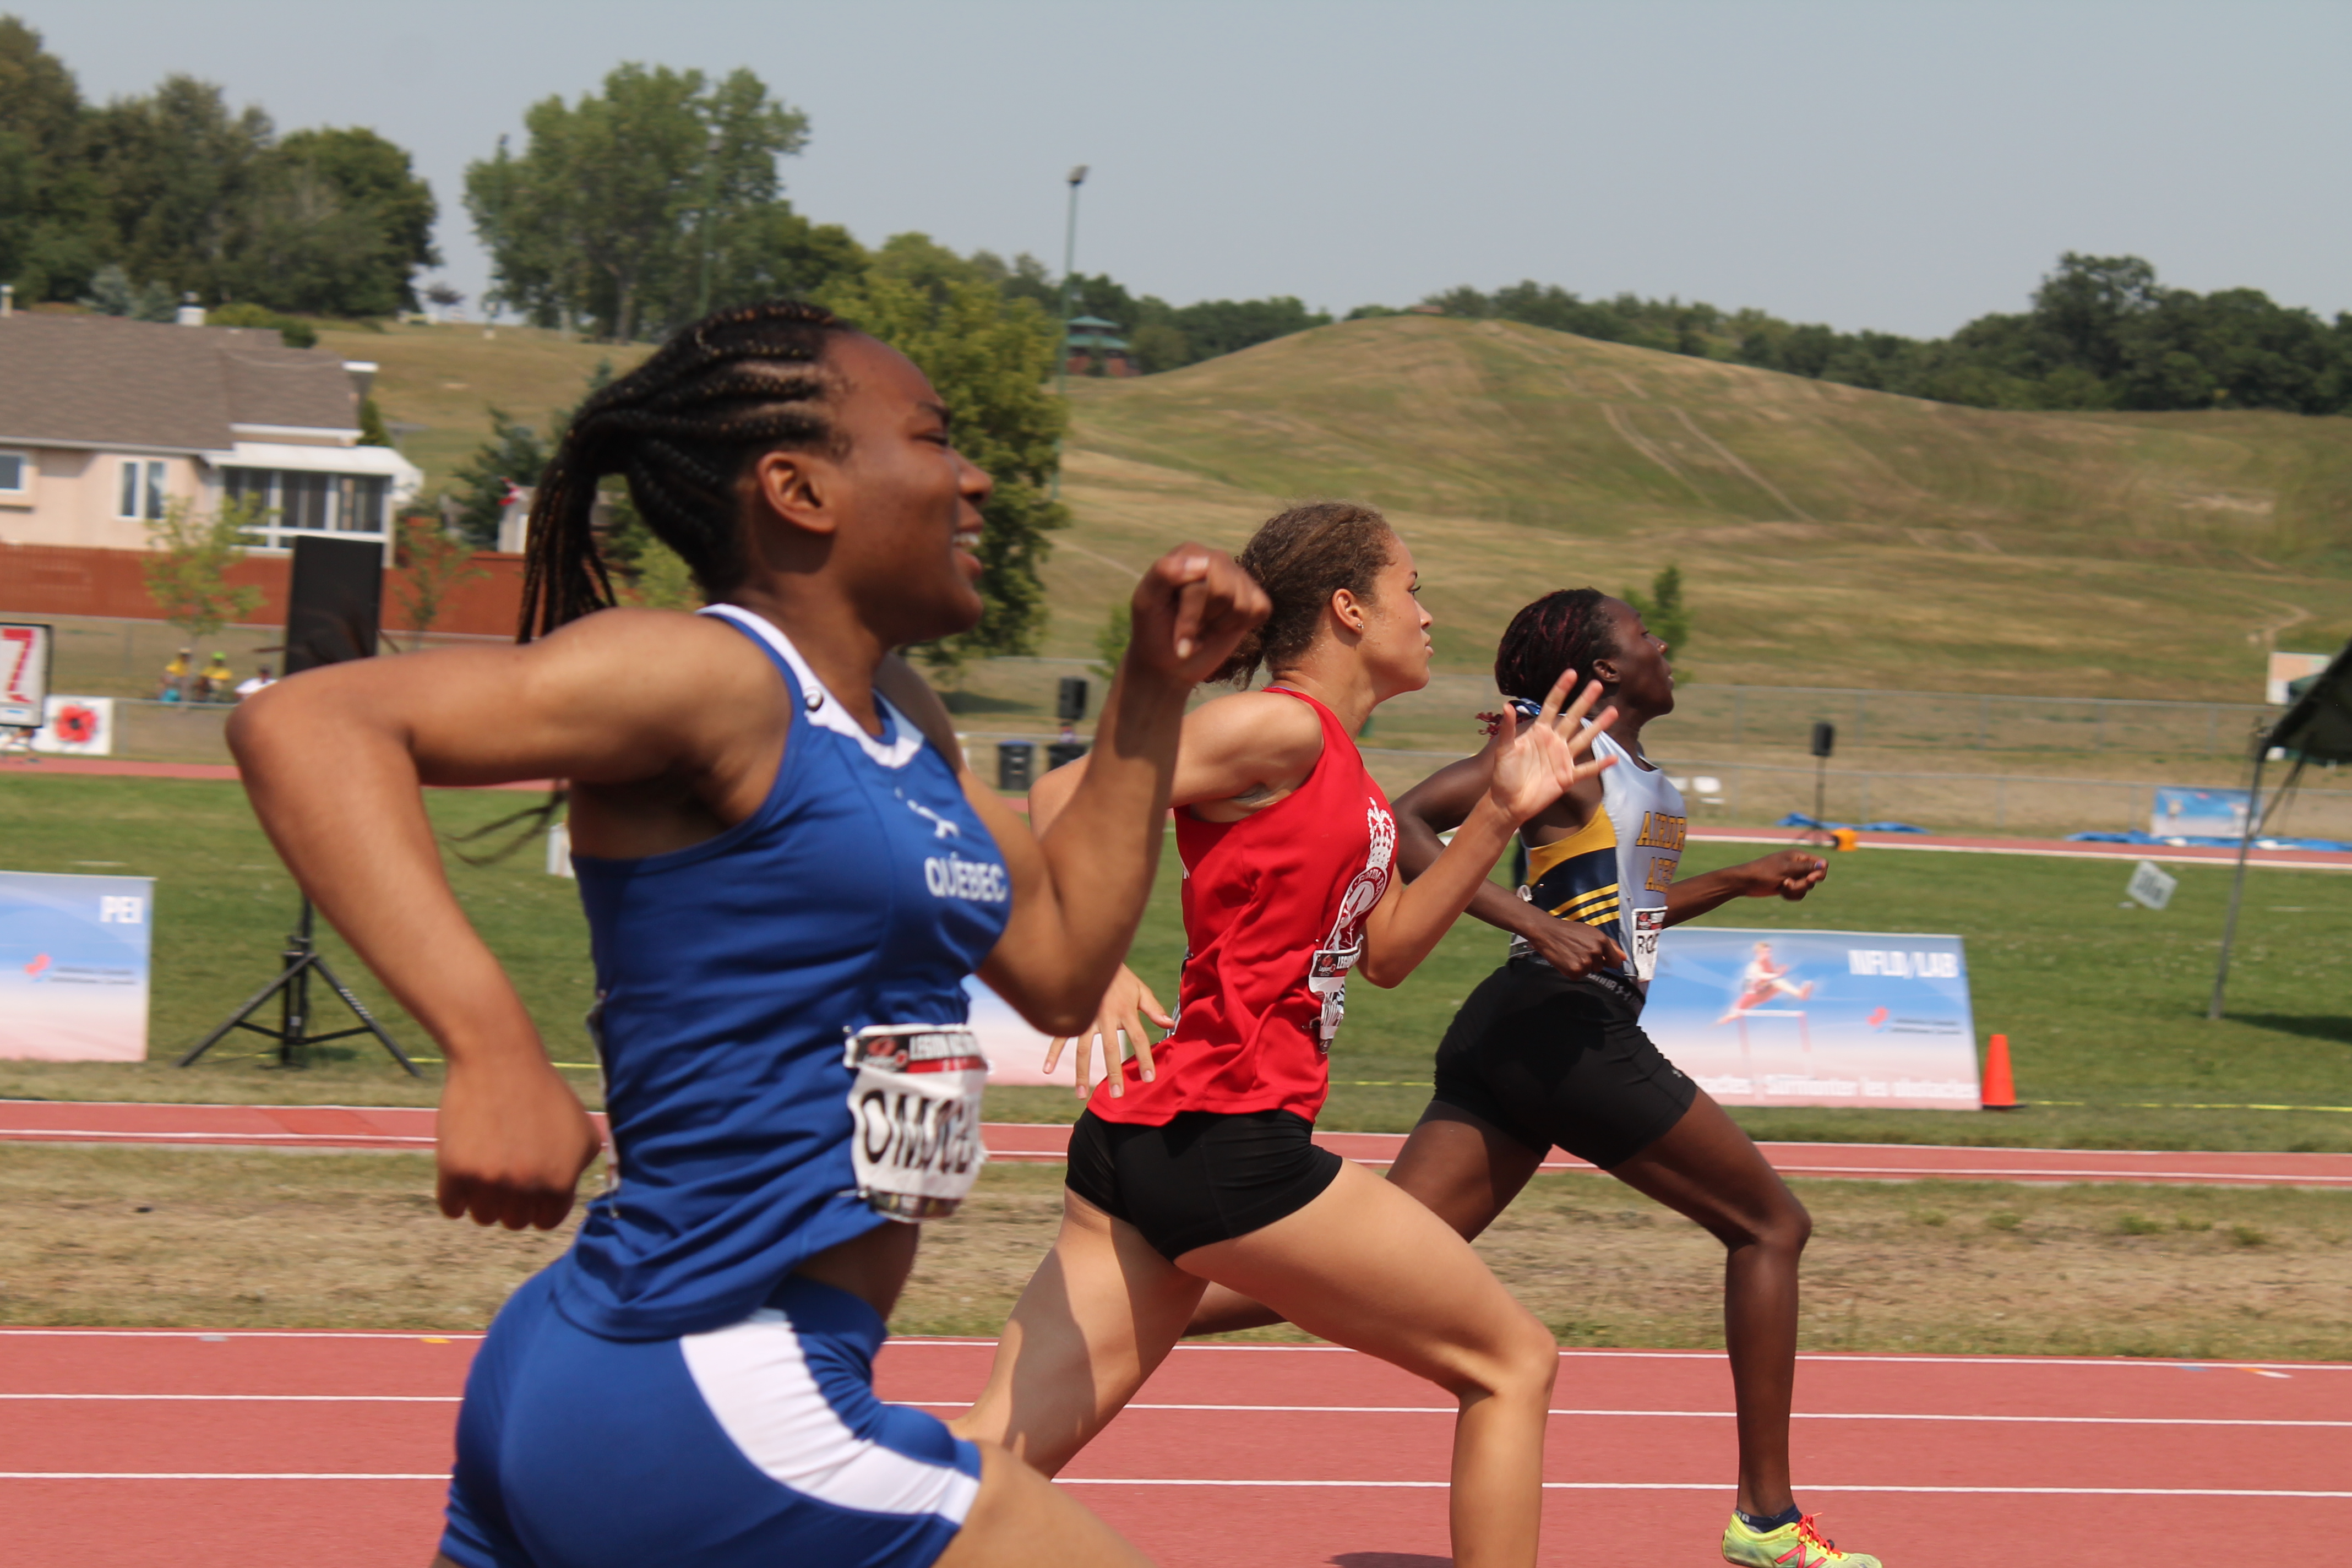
[1064,315,1137,377]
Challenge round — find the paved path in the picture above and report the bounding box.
[6,1102,2348,1188]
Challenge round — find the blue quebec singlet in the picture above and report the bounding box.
[553,605,1011,1340]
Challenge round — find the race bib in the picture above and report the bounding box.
[1629,907,1667,984]
[1308,944,1358,1052]
[843,1025,989,1222]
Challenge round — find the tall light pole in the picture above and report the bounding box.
[1052,165,1088,498]
[1057,165,1088,398]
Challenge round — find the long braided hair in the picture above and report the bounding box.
[1493,587,1618,704]
[455,302,851,864]
[516,299,853,641]
[1210,501,1398,687]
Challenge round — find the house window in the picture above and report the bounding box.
[219,467,393,549]
[0,450,26,494]
[117,459,166,521]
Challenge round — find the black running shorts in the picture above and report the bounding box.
[1430,959,1698,1170]
[1064,1107,1344,1261]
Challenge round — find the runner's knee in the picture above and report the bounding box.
[1440,1308,1557,1405]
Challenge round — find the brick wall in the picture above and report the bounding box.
[0,542,527,636]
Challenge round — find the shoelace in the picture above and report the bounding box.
[1773,1513,1844,1566]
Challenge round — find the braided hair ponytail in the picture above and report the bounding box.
[516,299,852,641]
[1210,501,1398,687]
[1493,588,1616,704]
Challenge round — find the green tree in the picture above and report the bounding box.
[228,127,439,316]
[143,496,266,660]
[0,15,101,302]
[449,409,551,548]
[465,63,818,342]
[1091,601,1131,682]
[1623,564,1691,667]
[821,235,1068,672]
[79,262,174,320]
[80,75,272,303]
[391,515,488,640]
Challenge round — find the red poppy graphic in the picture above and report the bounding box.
[25,953,49,978]
[1866,1006,1890,1030]
[54,704,99,746]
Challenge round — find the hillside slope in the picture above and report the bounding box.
[1046,317,2352,698]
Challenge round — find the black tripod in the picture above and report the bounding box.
[177,899,420,1075]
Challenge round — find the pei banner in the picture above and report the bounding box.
[0,870,155,1061]
[1646,926,1980,1109]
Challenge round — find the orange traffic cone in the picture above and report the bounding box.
[1980,1033,2018,1110]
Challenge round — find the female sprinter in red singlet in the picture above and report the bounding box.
[954,503,1616,1568]
[229,301,1268,1568]
[1192,589,1878,1568]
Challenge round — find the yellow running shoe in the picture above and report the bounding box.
[1721,1511,1882,1567]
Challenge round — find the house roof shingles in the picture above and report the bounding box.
[0,314,360,454]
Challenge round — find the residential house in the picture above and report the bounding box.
[0,308,422,563]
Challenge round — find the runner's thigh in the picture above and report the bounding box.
[937,1443,1153,1568]
[1179,1159,1551,1397]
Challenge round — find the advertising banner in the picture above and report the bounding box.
[30,695,115,756]
[1,622,52,729]
[0,870,155,1060]
[2151,787,2248,840]
[965,976,1109,1090]
[1645,927,1979,1109]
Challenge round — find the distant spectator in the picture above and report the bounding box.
[199,651,236,701]
[158,648,192,703]
[234,665,277,701]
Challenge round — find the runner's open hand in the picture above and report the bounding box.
[1125,545,1270,688]
[1043,963,1169,1101]
[436,1050,603,1230]
[1484,671,1617,826]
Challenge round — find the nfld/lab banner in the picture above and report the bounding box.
[0,870,154,1061]
[1645,927,1980,1109]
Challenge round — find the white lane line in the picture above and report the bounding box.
[890,1401,2351,1428]
[6,1474,2343,1499]
[1052,1481,2352,1499]
[878,1338,2351,1373]
[0,1472,448,1481]
[0,1131,434,1144]
[0,1393,458,1403]
[0,1329,482,1341]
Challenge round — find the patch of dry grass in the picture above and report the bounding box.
[8,1149,2346,1363]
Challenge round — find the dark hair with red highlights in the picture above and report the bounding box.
[1493,588,1618,703]
[1211,501,1397,686]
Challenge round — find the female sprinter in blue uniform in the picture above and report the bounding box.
[228,301,1267,1568]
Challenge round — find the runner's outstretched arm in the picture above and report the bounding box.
[944,546,1267,1036]
[1391,754,1626,977]
[1663,852,1828,927]
[1355,675,1615,986]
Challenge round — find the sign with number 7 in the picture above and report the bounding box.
[1,623,53,729]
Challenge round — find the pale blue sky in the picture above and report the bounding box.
[22,0,2351,335]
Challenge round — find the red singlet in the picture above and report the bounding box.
[1090,688,1396,1125]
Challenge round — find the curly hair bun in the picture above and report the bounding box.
[1211,501,1397,686]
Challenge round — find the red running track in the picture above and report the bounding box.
[2,1327,2345,1566]
[8,1101,2351,1188]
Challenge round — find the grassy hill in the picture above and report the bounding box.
[335,314,2352,701]
[1043,317,2352,700]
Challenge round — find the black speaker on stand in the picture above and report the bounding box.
[1798,721,1837,847]
[179,536,420,1076]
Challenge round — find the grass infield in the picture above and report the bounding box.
[2,774,2349,1152]
[3,1148,2345,1360]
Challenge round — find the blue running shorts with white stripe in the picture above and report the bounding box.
[440,1270,981,1568]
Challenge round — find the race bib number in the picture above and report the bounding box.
[843,1025,989,1222]
[1308,945,1356,1053]
[1629,907,1666,984]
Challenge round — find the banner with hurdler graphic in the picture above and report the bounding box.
[1642,927,1980,1109]
[0,870,155,1060]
